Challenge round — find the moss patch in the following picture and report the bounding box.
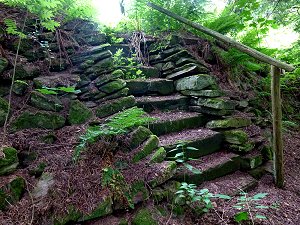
[11,111,66,132]
[13,80,29,95]
[0,147,18,176]
[223,130,248,145]
[96,96,136,118]
[128,126,153,149]
[67,100,93,125]
[150,147,166,163]
[206,118,252,129]
[132,208,158,225]
[132,135,159,163]
[0,177,26,210]
[80,196,113,221]
[30,91,63,112]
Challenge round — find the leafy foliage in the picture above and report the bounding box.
[0,0,95,31]
[36,86,81,95]
[3,19,26,38]
[73,107,155,161]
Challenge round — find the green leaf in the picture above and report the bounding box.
[252,193,268,200]
[255,205,269,209]
[36,88,58,95]
[234,211,249,222]
[183,163,201,174]
[214,194,232,200]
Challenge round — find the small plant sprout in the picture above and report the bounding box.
[233,191,269,224]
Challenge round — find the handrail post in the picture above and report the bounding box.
[271,65,284,188]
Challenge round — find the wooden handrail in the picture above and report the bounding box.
[147,2,295,72]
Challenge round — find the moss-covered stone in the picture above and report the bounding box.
[229,142,255,153]
[30,91,64,112]
[206,118,252,129]
[149,161,177,188]
[67,100,93,125]
[0,97,9,126]
[128,126,153,149]
[0,147,19,176]
[96,96,136,118]
[189,106,233,116]
[132,208,158,225]
[98,79,126,94]
[240,152,263,170]
[54,207,82,225]
[41,133,57,144]
[29,162,47,178]
[95,69,124,87]
[0,84,10,97]
[85,57,114,74]
[0,57,9,74]
[95,88,129,103]
[13,80,29,95]
[150,147,166,163]
[181,90,222,97]
[175,74,216,91]
[0,176,26,210]
[130,181,149,204]
[80,196,113,221]
[132,135,159,163]
[33,74,81,89]
[119,218,129,225]
[137,66,160,78]
[11,111,66,131]
[192,97,236,110]
[223,130,249,145]
[15,64,40,79]
[167,64,209,80]
[152,181,180,203]
[126,79,174,96]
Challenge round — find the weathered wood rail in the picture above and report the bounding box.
[147,2,296,188]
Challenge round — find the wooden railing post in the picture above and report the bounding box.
[271,65,284,188]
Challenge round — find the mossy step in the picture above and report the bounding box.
[147,111,206,136]
[199,171,258,196]
[126,78,174,96]
[166,64,209,80]
[159,128,223,158]
[174,152,240,185]
[147,161,177,188]
[136,94,189,112]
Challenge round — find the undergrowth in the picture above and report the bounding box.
[73,107,155,161]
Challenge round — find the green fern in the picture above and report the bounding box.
[4,19,26,38]
[73,107,155,162]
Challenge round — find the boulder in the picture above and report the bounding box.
[15,64,40,79]
[181,90,222,97]
[206,118,252,129]
[0,176,26,210]
[191,98,236,110]
[96,96,136,118]
[166,63,209,80]
[223,130,249,145]
[126,79,174,96]
[98,79,126,94]
[11,111,66,131]
[0,97,9,126]
[132,208,158,225]
[175,75,216,91]
[95,69,124,87]
[132,135,159,163]
[33,74,81,88]
[67,100,93,125]
[30,91,64,112]
[13,80,28,95]
[0,147,19,176]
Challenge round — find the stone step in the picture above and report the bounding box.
[135,94,189,112]
[126,78,174,96]
[159,128,223,157]
[147,111,206,136]
[199,171,258,196]
[174,152,240,185]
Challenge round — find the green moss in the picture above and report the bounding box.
[130,181,149,204]
[128,126,153,149]
[223,130,248,144]
[67,100,93,125]
[0,177,26,210]
[194,97,236,110]
[119,218,128,225]
[41,133,57,144]
[0,57,8,74]
[229,142,255,153]
[149,161,177,188]
[80,196,113,221]
[150,147,166,163]
[96,96,136,118]
[29,162,47,177]
[132,135,159,163]
[13,80,29,95]
[0,97,8,126]
[95,69,124,87]
[11,111,66,132]
[0,147,18,175]
[206,118,252,129]
[132,208,158,225]
[98,79,126,94]
[54,206,82,225]
[30,91,63,112]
